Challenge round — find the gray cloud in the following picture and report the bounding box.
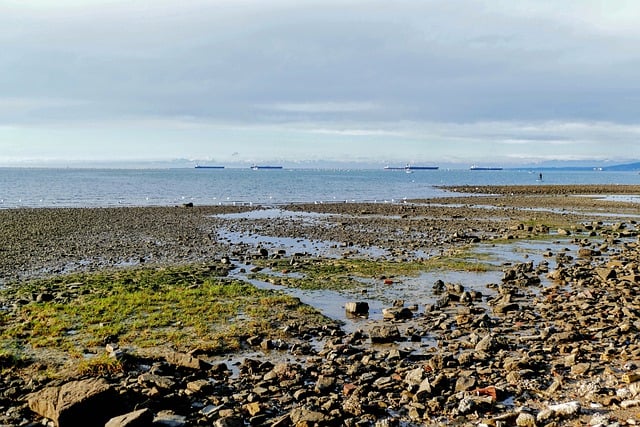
[1,0,640,163]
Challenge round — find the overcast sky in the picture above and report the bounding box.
[1,0,640,166]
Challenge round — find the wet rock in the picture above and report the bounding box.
[370,325,401,343]
[382,307,413,320]
[345,302,369,317]
[246,335,262,346]
[433,280,445,294]
[493,302,519,315]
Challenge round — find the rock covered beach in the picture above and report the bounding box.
[2,185,640,426]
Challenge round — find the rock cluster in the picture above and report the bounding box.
[5,220,640,426]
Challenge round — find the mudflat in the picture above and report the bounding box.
[1,185,640,425]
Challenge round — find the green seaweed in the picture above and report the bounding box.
[251,253,495,290]
[0,264,332,371]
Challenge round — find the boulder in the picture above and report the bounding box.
[28,378,121,427]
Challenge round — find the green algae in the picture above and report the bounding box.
[0,264,332,370]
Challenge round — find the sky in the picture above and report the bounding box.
[1,0,640,167]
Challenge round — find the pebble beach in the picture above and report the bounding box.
[2,184,640,426]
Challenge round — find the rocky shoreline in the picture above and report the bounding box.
[2,185,640,426]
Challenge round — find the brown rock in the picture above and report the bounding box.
[105,408,153,427]
[28,378,120,427]
[165,351,212,370]
[244,402,262,417]
[570,363,591,376]
[370,325,401,343]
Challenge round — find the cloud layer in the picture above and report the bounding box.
[1,0,639,164]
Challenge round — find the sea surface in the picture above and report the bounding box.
[1,167,639,209]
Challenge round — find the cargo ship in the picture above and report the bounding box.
[470,165,503,171]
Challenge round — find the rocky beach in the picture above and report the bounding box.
[2,185,640,426]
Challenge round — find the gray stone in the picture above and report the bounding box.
[138,373,176,390]
[153,411,187,427]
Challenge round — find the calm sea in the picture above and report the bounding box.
[0,167,639,209]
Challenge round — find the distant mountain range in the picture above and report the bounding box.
[600,161,640,171]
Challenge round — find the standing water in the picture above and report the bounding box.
[1,167,639,208]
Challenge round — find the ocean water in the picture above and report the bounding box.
[0,167,639,209]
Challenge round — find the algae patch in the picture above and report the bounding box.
[0,264,333,372]
[250,253,495,291]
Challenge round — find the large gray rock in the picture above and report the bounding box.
[27,378,120,427]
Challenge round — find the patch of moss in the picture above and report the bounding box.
[0,265,332,371]
[252,254,495,290]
